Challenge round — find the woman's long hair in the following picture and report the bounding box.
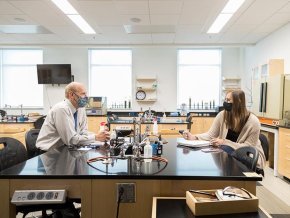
[224,90,250,132]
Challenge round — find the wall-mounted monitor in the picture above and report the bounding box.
[37,64,72,84]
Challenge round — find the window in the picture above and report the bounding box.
[0,49,43,108]
[177,49,221,110]
[89,49,132,108]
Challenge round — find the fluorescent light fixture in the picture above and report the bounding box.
[51,0,78,14]
[207,0,245,33]
[68,15,96,34]
[51,0,96,34]
[222,0,245,13]
[207,14,232,33]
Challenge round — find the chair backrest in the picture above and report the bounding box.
[232,146,259,171]
[25,129,40,159]
[259,133,269,161]
[0,137,27,171]
[0,109,7,118]
[186,115,193,131]
[143,110,157,117]
[34,116,46,129]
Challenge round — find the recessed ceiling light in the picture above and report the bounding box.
[130,17,141,23]
[14,18,26,23]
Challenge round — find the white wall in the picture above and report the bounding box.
[243,22,290,109]
[244,22,290,79]
[2,46,243,115]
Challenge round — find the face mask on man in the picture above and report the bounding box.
[223,101,233,112]
[74,93,88,107]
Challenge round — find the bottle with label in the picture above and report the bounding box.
[100,122,106,131]
[157,142,163,156]
[162,112,166,122]
[110,129,117,140]
[144,139,152,162]
[152,119,158,135]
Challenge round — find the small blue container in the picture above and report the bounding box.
[152,142,158,155]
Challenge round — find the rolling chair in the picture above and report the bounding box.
[0,109,7,119]
[186,115,193,132]
[0,137,27,172]
[259,133,269,161]
[232,146,259,171]
[143,109,157,117]
[25,129,41,159]
[34,115,46,129]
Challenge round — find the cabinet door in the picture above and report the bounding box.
[87,117,107,133]
[190,118,204,134]
[203,117,214,132]
[0,123,34,147]
[264,75,284,119]
[278,128,290,179]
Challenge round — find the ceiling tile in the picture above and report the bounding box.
[0,1,24,15]
[152,33,175,44]
[114,1,149,14]
[149,1,183,14]
[150,14,179,25]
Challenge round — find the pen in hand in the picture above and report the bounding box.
[179,130,184,135]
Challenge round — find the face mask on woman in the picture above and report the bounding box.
[223,101,233,112]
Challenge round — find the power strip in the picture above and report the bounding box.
[11,190,67,205]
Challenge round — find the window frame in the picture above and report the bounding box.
[0,49,43,109]
[177,49,222,109]
[88,49,133,109]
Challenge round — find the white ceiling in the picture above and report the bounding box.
[0,0,290,45]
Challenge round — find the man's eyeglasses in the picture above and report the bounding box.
[222,186,252,199]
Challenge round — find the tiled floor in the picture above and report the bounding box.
[257,166,290,217]
[260,167,290,206]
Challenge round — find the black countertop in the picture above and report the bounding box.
[0,138,261,181]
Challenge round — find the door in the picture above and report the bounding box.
[252,75,284,119]
[283,75,290,118]
[264,75,284,119]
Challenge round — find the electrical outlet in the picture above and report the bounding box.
[11,190,66,206]
[116,183,136,203]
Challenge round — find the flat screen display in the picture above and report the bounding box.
[37,64,72,84]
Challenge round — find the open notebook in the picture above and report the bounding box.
[177,138,211,148]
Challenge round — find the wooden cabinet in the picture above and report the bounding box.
[87,116,107,134]
[0,123,34,147]
[190,117,214,134]
[261,59,284,77]
[278,127,290,179]
[252,59,284,120]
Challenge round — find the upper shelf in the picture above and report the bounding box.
[136,77,157,81]
[222,77,241,81]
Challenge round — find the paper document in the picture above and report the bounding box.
[176,138,210,148]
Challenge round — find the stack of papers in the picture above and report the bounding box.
[176,138,210,148]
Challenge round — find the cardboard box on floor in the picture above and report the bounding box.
[186,190,258,216]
